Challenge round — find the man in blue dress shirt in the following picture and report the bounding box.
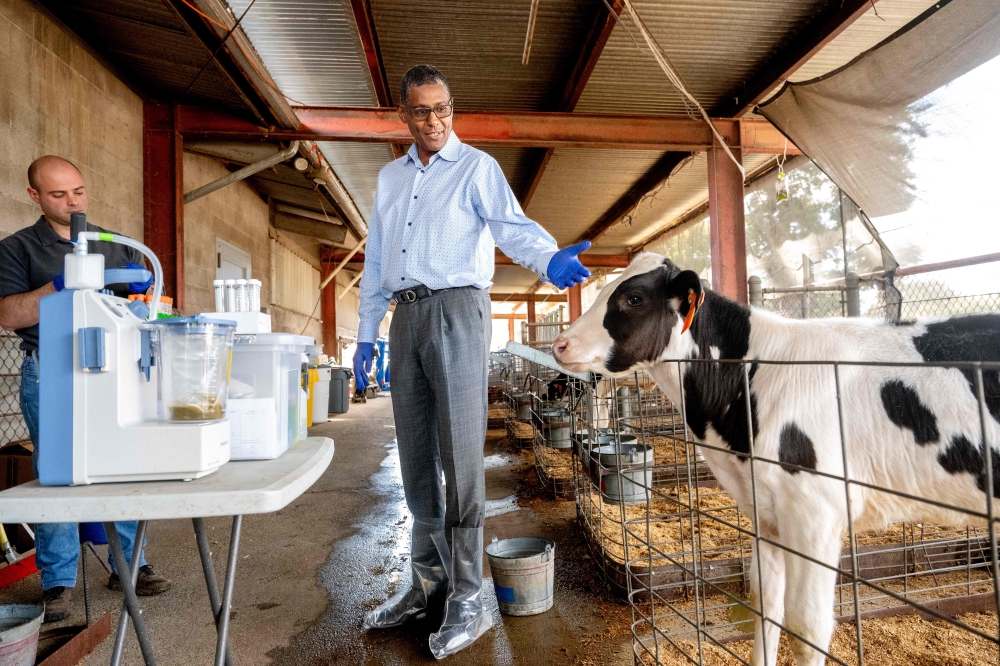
[356,65,589,657]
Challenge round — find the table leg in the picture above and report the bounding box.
[214,515,243,666]
[192,518,233,666]
[109,521,149,666]
[104,521,156,666]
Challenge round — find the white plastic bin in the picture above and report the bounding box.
[312,367,331,424]
[229,333,302,460]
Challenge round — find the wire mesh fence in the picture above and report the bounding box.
[756,259,1000,323]
[0,332,28,448]
[622,358,1000,666]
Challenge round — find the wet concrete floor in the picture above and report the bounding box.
[1,395,634,665]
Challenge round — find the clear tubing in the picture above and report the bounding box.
[76,232,163,321]
[213,280,225,312]
[224,280,237,312]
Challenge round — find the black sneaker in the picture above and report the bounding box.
[108,564,173,596]
[43,586,72,623]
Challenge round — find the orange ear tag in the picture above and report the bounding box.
[681,292,698,334]
[698,291,706,307]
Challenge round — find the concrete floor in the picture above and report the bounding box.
[2,395,634,665]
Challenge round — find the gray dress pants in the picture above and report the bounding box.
[389,287,492,530]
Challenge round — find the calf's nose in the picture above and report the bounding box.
[551,337,569,361]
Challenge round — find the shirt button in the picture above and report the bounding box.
[413,195,417,199]
[402,249,406,253]
[401,277,405,281]
[408,223,412,226]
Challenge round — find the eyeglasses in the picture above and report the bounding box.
[406,100,454,122]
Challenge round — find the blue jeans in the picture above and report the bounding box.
[19,355,147,590]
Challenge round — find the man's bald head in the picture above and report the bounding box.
[27,155,88,229]
[28,155,82,191]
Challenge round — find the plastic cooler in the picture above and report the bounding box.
[228,333,303,460]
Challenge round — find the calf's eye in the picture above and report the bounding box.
[627,294,643,307]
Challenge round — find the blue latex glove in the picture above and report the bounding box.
[353,342,374,392]
[546,241,592,289]
[52,270,65,292]
[125,261,154,294]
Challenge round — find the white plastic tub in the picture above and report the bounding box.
[229,333,302,459]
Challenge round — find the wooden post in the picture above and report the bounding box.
[526,299,536,343]
[508,316,515,342]
[320,248,339,363]
[143,102,185,310]
[568,285,582,322]
[707,135,747,303]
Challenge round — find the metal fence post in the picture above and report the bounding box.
[748,276,763,308]
[845,272,861,317]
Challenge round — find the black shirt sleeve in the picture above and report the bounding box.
[0,237,31,298]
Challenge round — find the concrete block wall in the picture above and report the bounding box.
[182,152,272,315]
[0,0,143,241]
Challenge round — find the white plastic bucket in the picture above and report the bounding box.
[486,536,555,616]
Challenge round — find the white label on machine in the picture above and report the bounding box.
[228,398,279,459]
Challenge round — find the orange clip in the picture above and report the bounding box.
[681,292,698,334]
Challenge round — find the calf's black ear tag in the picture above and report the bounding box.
[681,290,699,334]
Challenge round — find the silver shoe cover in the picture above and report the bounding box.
[363,516,447,630]
[428,527,493,659]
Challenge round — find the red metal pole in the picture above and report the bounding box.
[708,138,748,304]
[526,299,536,343]
[320,249,339,363]
[143,102,185,310]
[568,285,582,322]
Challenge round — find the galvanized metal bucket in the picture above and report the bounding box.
[595,442,653,505]
[486,536,555,617]
[540,407,571,448]
[0,604,43,666]
[586,434,638,484]
[512,390,533,423]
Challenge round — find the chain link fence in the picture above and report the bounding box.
[1,332,28,448]
[756,259,1000,321]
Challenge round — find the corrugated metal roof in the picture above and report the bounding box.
[592,151,775,252]
[372,0,600,110]
[38,0,250,109]
[524,148,665,245]
[227,0,395,219]
[575,0,829,115]
[789,0,938,82]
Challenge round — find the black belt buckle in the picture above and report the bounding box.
[399,289,418,304]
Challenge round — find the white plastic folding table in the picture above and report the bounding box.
[0,436,334,666]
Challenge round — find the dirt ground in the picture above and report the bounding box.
[1,395,634,665]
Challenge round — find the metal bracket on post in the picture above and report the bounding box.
[748,276,762,309]
[845,272,861,317]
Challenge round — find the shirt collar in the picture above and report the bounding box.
[33,217,70,247]
[406,131,463,167]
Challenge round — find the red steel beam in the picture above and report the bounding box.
[174,106,797,153]
[143,102,185,310]
[568,284,582,322]
[347,0,405,159]
[577,1,873,248]
[521,0,625,207]
[494,250,630,269]
[707,140,747,303]
[320,249,339,363]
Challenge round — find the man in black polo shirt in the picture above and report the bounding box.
[0,156,171,623]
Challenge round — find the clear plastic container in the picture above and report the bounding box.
[151,317,236,421]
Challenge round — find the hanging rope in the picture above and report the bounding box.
[617,0,745,178]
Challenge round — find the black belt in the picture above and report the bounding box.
[393,284,471,304]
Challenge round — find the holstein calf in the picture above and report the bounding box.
[551,253,1000,666]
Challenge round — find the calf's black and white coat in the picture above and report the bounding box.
[551,253,1000,666]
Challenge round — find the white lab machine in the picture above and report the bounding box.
[38,214,235,485]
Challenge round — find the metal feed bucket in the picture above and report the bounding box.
[595,442,653,505]
[486,536,555,616]
[512,391,533,422]
[0,604,43,666]
[540,407,571,448]
[586,434,637,484]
